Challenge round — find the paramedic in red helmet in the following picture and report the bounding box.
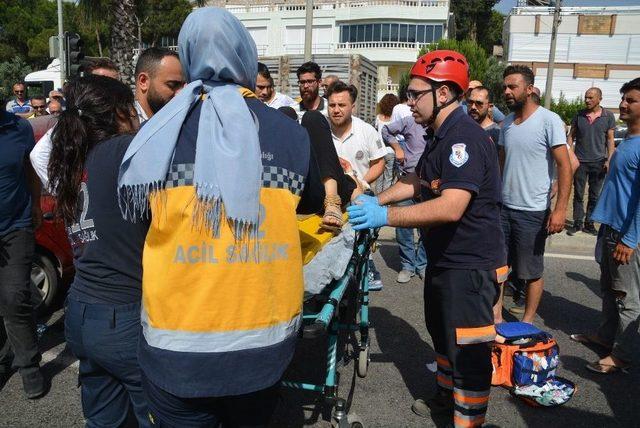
[348,50,507,427]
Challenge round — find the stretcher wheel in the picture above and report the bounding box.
[357,346,369,378]
[331,413,364,428]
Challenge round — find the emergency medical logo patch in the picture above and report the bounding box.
[449,143,469,168]
[355,150,365,160]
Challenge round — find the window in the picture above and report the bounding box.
[390,24,398,41]
[340,22,445,44]
[408,25,416,43]
[417,25,426,43]
[426,25,434,43]
[341,25,349,43]
[357,24,365,42]
[399,24,408,42]
[365,24,373,42]
[434,25,443,41]
[381,24,390,41]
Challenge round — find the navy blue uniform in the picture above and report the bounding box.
[64,135,152,428]
[416,107,506,427]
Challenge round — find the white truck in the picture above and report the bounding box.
[24,59,63,99]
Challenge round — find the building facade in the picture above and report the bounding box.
[504,4,640,112]
[210,0,451,100]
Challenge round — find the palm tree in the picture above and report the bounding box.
[78,0,207,85]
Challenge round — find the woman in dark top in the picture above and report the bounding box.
[48,75,151,427]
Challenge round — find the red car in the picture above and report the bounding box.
[29,116,74,314]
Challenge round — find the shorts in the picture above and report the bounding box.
[500,206,549,281]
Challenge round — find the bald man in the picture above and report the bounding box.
[321,74,340,98]
[567,87,616,236]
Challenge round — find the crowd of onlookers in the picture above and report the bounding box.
[1,6,639,427]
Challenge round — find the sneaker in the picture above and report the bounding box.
[411,394,454,418]
[21,368,47,399]
[397,270,414,283]
[566,224,582,236]
[582,223,598,236]
[369,278,383,291]
[509,297,526,315]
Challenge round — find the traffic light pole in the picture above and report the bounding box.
[57,0,65,83]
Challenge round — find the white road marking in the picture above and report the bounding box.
[41,345,79,369]
[545,252,594,261]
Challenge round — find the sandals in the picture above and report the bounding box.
[321,195,343,233]
[569,334,612,350]
[585,361,630,374]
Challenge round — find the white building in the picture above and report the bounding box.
[210,0,451,100]
[504,4,640,112]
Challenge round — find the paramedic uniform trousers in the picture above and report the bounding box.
[424,268,497,428]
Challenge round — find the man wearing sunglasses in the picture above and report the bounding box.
[348,50,505,427]
[467,86,500,146]
[29,96,48,118]
[5,83,32,118]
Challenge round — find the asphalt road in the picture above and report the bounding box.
[1,228,639,427]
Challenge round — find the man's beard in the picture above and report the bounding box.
[507,98,525,112]
[469,110,487,123]
[148,87,171,115]
[301,88,318,103]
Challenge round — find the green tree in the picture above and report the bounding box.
[137,0,192,47]
[419,39,488,82]
[79,0,206,84]
[541,93,584,125]
[0,56,33,102]
[449,0,502,53]
[484,55,507,112]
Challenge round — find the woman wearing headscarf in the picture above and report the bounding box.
[118,8,323,427]
[48,75,150,427]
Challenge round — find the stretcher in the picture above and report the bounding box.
[282,214,378,428]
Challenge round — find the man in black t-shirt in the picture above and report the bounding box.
[567,87,616,235]
[348,51,506,427]
[467,86,501,146]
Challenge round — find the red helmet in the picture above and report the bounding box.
[410,50,470,93]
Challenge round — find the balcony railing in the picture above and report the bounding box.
[133,44,268,56]
[378,82,399,92]
[336,41,427,50]
[511,5,640,15]
[220,0,448,14]
[283,43,334,54]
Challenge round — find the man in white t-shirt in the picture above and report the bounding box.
[328,81,387,290]
[256,62,296,110]
[328,82,387,189]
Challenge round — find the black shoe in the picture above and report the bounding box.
[411,391,454,418]
[582,223,598,236]
[567,224,583,236]
[509,296,526,315]
[21,368,47,399]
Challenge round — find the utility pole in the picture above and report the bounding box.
[544,0,562,109]
[304,0,313,61]
[57,0,65,83]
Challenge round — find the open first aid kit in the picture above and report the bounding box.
[491,322,576,407]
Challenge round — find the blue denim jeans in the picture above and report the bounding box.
[395,199,427,272]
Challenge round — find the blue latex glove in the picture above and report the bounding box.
[347,203,388,230]
[353,194,379,206]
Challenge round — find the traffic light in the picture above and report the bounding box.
[64,32,85,79]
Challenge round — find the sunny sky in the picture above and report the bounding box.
[495,0,640,14]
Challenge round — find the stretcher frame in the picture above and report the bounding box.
[282,229,378,428]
